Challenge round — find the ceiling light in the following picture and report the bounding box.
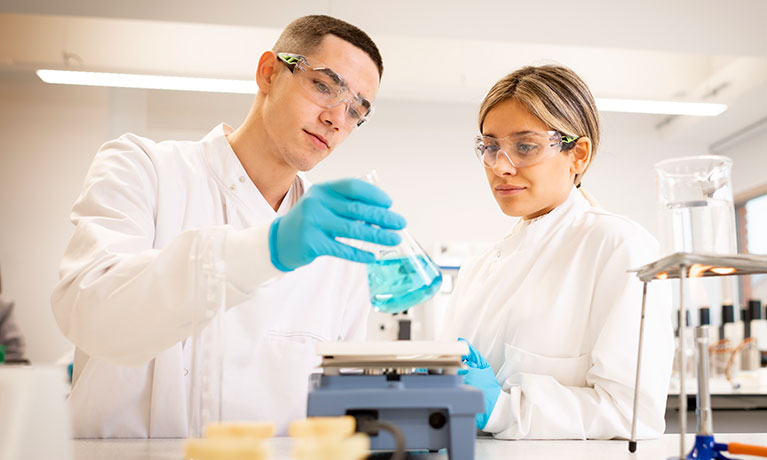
[595,98,727,116]
[36,69,257,94]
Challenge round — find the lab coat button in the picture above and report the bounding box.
[496,250,501,258]
[238,176,246,183]
[229,184,236,191]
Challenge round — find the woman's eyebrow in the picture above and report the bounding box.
[482,130,540,138]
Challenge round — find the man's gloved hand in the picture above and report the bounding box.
[458,337,502,430]
[269,178,406,271]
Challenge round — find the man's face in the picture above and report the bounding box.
[262,34,380,172]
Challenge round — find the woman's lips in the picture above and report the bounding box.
[495,184,526,196]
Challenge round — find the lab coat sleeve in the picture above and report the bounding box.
[51,137,283,367]
[437,250,484,343]
[483,237,674,440]
[337,265,371,342]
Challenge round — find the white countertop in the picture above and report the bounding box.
[72,433,767,460]
[668,368,767,395]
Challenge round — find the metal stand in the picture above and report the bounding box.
[629,282,648,453]
[627,252,767,459]
[679,264,688,459]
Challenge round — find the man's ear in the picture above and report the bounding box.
[255,51,278,94]
[570,137,592,176]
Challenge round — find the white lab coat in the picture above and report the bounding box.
[51,124,370,438]
[444,187,673,440]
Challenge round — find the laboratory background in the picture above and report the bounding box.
[1,0,767,453]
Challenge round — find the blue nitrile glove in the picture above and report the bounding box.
[269,178,406,271]
[458,338,501,430]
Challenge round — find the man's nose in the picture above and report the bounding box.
[320,101,348,130]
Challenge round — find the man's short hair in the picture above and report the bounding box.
[273,15,383,78]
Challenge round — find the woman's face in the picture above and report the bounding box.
[482,98,581,220]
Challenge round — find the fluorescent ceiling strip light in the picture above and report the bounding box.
[595,97,726,116]
[36,69,257,94]
[37,69,727,116]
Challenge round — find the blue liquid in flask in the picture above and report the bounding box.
[367,255,443,314]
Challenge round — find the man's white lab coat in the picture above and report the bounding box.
[51,124,370,438]
[445,188,673,439]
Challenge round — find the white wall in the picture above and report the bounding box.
[723,127,767,197]
[1,74,111,363]
[1,74,755,363]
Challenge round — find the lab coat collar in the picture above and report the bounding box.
[505,186,592,246]
[200,123,307,217]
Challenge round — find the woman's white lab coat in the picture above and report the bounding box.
[51,124,369,438]
[444,188,673,440]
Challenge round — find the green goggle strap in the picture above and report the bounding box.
[561,135,579,145]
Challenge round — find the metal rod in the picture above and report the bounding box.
[628,282,648,453]
[695,326,713,435]
[679,265,687,459]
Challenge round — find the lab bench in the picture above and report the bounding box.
[73,433,767,460]
[665,368,767,433]
[665,393,767,433]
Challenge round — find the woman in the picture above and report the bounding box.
[445,65,673,439]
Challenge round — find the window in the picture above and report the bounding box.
[736,188,767,302]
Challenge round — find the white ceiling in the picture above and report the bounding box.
[1,0,766,145]
[2,0,766,56]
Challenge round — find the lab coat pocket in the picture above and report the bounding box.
[498,344,591,388]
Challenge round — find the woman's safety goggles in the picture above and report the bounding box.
[277,52,374,128]
[474,130,578,169]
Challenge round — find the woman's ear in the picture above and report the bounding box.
[570,137,592,176]
[255,51,278,94]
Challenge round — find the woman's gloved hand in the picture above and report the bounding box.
[458,338,502,430]
[269,178,406,271]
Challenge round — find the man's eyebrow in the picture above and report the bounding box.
[318,66,372,103]
[318,68,344,85]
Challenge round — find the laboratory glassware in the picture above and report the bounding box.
[655,155,736,256]
[188,229,227,438]
[361,171,443,314]
[748,299,767,351]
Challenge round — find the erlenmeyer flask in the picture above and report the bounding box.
[362,171,442,314]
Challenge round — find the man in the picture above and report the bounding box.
[51,15,404,438]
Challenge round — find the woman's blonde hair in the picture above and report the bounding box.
[478,65,600,186]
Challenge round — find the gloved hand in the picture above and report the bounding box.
[269,178,406,271]
[458,338,502,430]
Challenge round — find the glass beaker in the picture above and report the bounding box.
[655,155,736,256]
[362,171,443,314]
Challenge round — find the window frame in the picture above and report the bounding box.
[735,183,767,302]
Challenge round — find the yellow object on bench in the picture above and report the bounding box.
[288,416,356,439]
[205,421,275,440]
[184,437,269,460]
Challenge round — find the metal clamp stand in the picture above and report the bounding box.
[627,253,767,460]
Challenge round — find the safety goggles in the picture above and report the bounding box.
[277,52,374,128]
[474,130,578,169]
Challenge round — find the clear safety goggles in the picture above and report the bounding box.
[474,130,579,169]
[277,52,375,128]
